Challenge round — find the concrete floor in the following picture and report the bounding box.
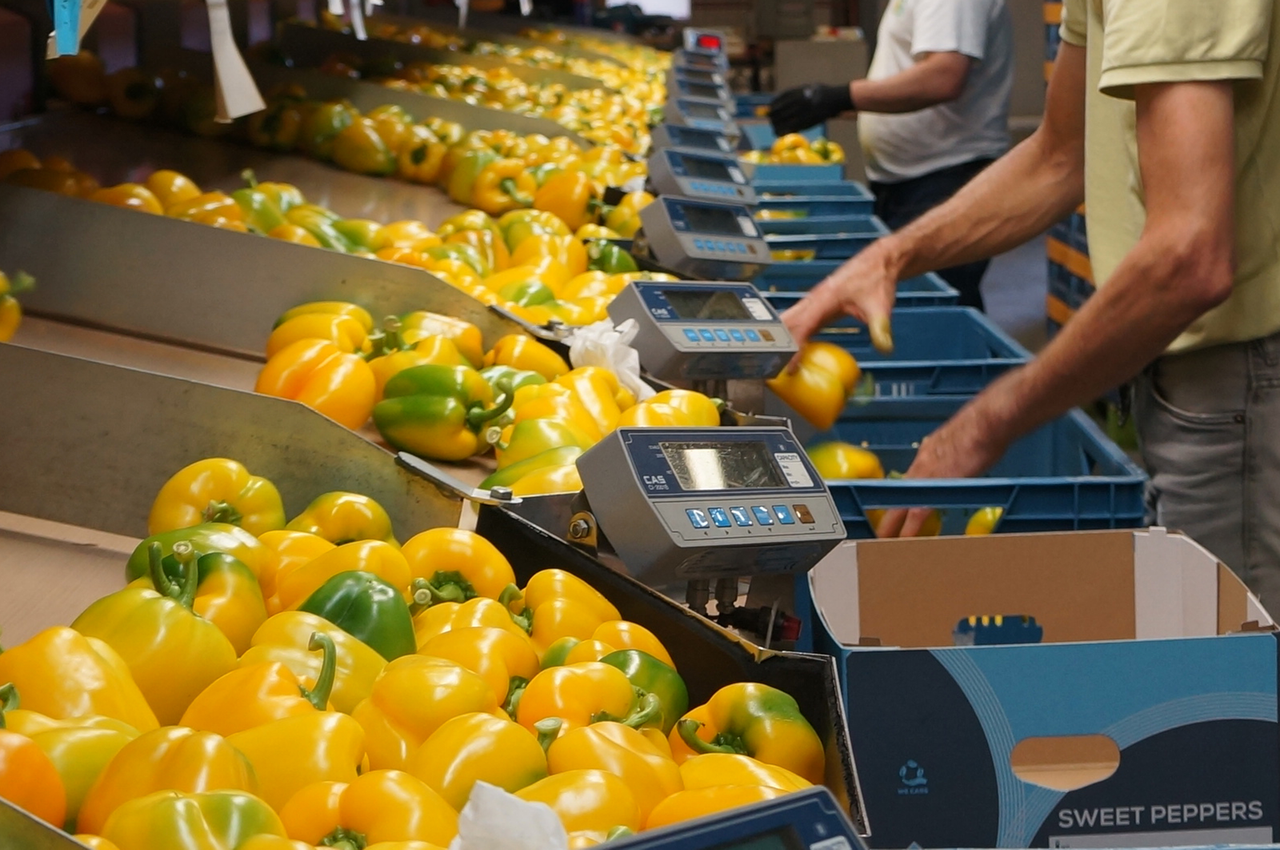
[981,234,1050,354]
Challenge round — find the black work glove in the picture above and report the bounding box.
[768,84,855,136]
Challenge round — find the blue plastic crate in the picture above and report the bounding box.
[738,119,824,151]
[734,93,773,118]
[743,162,845,183]
[764,220,890,258]
[756,265,960,307]
[753,191,875,218]
[752,179,864,196]
[756,213,889,237]
[813,403,1147,538]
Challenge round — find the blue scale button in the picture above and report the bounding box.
[693,238,704,250]
[745,329,761,342]
[708,507,731,528]
[714,329,731,342]
[684,329,700,342]
[772,505,796,525]
[686,509,710,529]
[729,329,745,342]
[699,329,716,342]
[714,240,725,252]
[729,507,753,527]
[751,506,774,526]
[725,242,737,253]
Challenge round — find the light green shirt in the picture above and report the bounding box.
[1061,0,1280,352]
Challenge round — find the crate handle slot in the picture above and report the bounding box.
[1010,734,1120,791]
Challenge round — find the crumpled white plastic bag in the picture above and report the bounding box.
[567,318,656,402]
[447,781,568,850]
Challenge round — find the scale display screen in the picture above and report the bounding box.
[682,101,726,119]
[684,82,725,99]
[710,829,804,850]
[663,288,752,321]
[661,441,788,491]
[682,155,736,181]
[682,203,750,235]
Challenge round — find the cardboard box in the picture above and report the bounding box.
[807,528,1278,849]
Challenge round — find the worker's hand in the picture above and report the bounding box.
[781,240,900,359]
[768,84,855,135]
[873,400,1010,538]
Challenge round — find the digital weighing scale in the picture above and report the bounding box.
[631,196,771,281]
[647,148,756,205]
[664,96,741,138]
[606,279,795,381]
[671,75,734,104]
[610,787,864,850]
[651,123,741,156]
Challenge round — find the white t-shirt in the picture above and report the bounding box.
[858,0,1014,184]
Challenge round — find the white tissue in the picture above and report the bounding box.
[567,318,656,402]
[447,782,569,850]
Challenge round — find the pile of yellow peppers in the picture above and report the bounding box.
[518,28,673,76]
[741,134,846,166]
[254,303,721,494]
[0,457,827,849]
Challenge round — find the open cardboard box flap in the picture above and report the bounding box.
[810,527,1274,649]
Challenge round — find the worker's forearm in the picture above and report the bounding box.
[880,129,1084,280]
[960,234,1231,454]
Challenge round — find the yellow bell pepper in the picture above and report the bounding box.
[604,191,653,238]
[286,492,398,546]
[352,655,498,771]
[966,506,1004,535]
[553,368,624,434]
[255,339,377,431]
[484,335,570,381]
[520,569,619,622]
[266,313,369,359]
[72,544,237,725]
[72,836,122,850]
[398,126,448,184]
[100,790,288,850]
[617,401,696,428]
[510,234,588,278]
[274,540,411,611]
[77,726,258,835]
[147,458,285,537]
[668,683,825,784]
[418,627,540,711]
[145,170,201,208]
[516,662,660,734]
[275,302,375,334]
[89,183,164,214]
[2,689,139,832]
[412,597,527,648]
[523,599,609,656]
[509,463,583,496]
[269,223,323,246]
[399,312,485,367]
[645,785,788,830]
[472,158,537,216]
[278,771,458,848]
[181,632,337,737]
[0,269,33,342]
[532,171,600,232]
[242,611,387,714]
[369,335,470,401]
[408,712,548,810]
[401,527,516,604]
[766,342,858,432]
[446,227,512,274]
[225,711,366,811]
[679,753,811,792]
[591,621,674,668]
[647,390,721,427]
[127,542,268,655]
[258,530,336,614]
[0,627,158,732]
[546,722,683,822]
[515,770,641,834]
[806,442,885,480]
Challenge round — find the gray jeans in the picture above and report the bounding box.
[1134,331,1280,614]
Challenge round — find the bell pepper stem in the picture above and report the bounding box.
[498,583,524,613]
[465,392,515,432]
[201,499,244,526]
[619,692,663,730]
[504,676,529,717]
[320,826,366,850]
[300,632,338,710]
[606,826,635,842]
[0,683,18,726]
[498,177,533,206]
[150,541,196,608]
[421,572,473,604]
[676,718,746,756]
[7,272,34,295]
[534,717,563,752]
[241,168,259,189]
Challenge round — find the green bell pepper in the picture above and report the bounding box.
[586,239,639,274]
[333,219,384,252]
[373,364,513,462]
[539,636,581,669]
[498,279,557,307]
[124,523,268,583]
[300,101,355,161]
[232,188,286,235]
[447,148,500,206]
[480,445,584,491]
[601,649,689,734]
[297,570,416,661]
[423,243,489,277]
[285,205,355,253]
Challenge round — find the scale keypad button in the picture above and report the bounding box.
[699,329,716,342]
[751,506,774,525]
[708,507,731,528]
[693,239,705,250]
[793,504,815,523]
[684,329,700,342]
[714,329,731,342]
[773,505,796,524]
[745,329,762,342]
[759,329,775,341]
[729,329,745,342]
[729,507,753,526]
[686,509,710,529]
